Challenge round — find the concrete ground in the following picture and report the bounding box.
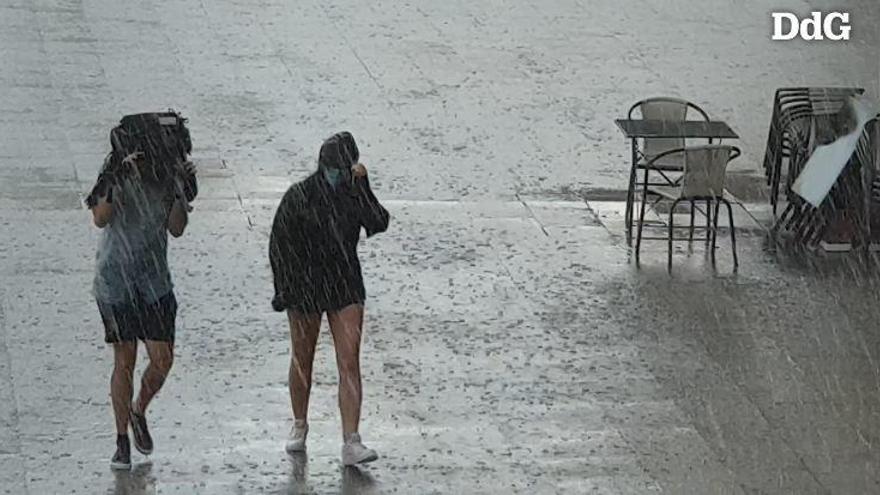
[2,0,880,493]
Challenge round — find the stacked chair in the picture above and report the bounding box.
[763,87,864,217]
[763,87,880,251]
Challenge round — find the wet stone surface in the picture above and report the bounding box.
[2,0,880,494]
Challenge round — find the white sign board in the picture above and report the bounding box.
[792,97,878,208]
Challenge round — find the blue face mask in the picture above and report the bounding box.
[323,167,344,188]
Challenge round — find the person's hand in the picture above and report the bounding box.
[351,163,367,178]
[166,179,194,213]
[172,161,193,187]
[180,160,196,178]
[121,151,144,169]
[175,160,198,203]
[118,151,144,177]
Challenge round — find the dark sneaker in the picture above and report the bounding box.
[129,408,154,455]
[110,435,132,470]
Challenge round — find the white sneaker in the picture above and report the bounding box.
[341,433,378,466]
[285,419,308,452]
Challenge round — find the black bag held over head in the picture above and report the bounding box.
[86,110,197,207]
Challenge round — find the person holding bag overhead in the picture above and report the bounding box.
[86,112,197,470]
[269,131,390,465]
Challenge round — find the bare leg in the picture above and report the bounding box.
[134,340,174,415]
[327,304,365,438]
[287,310,321,421]
[111,342,138,435]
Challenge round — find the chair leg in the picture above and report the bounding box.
[711,199,720,266]
[688,200,695,245]
[771,166,781,217]
[625,140,638,246]
[625,182,634,245]
[668,199,679,273]
[725,199,738,270]
[705,200,712,245]
[635,167,652,265]
[773,202,794,233]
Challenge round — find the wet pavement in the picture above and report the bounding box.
[2,0,880,494]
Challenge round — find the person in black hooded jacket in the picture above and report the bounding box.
[269,132,389,465]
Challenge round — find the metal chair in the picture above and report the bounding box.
[762,87,864,216]
[635,145,742,271]
[625,97,713,242]
[774,115,880,251]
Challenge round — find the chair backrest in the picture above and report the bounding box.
[772,88,864,146]
[628,97,711,158]
[680,145,741,198]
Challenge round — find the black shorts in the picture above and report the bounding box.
[98,292,177,344]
